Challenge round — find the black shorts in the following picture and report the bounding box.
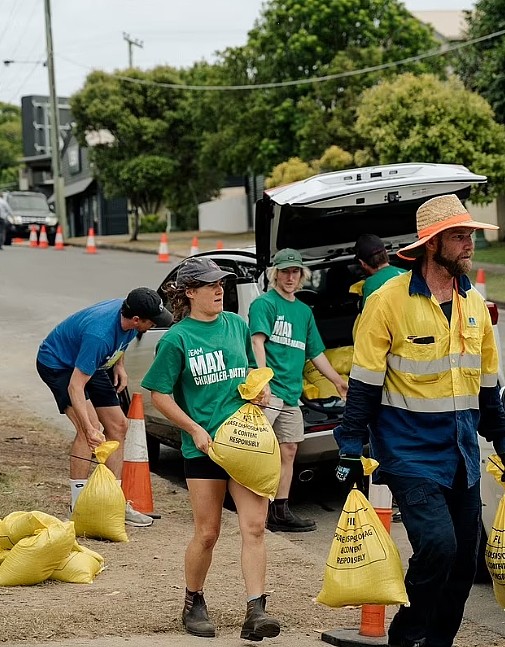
[184,455,229,481]
[36,360,120,414]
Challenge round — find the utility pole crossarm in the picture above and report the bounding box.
[122,32,144,68]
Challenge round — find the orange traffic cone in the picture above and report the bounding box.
[85,227,97,254]
[475,267,487,299]
[216,240,224,250]
[38,225,49,249]
[157,232,170,263]
[121,393,158,518]
[190,235,199,255]
[54,225,64,250]
[29,226,38,248]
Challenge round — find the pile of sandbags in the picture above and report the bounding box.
[0,510,104,586]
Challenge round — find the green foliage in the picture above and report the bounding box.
[139,213,167,233]
[266,145,353,187]
[455,1,505,124]
[189,0,443,176]
[265,157,316,188]
[315,145,354,173]
[354,73,505,202]
[70,67,222,234]
[0,102,22,188]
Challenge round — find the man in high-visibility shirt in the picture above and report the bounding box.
[333,194,505,647]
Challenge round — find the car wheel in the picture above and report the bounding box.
[474,525,491,584]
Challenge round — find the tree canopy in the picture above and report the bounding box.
[70,67,222,235]
[354,73,505,202]
[455,0,505,124]
[188,0,443,176]
[0,102,22,190]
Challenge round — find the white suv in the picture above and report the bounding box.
[123,162,504,542]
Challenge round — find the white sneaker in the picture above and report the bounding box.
[125,502,154,527]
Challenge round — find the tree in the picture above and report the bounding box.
[455,0,505,124]
[190,0,444,176]
[0,102,22,190]
[354,73,505,202]
[266,145,353,188]
[70,67,222,237]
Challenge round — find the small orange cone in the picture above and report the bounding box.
[38,225,49,249]
[54,225,64,250]
[190,235,199,255]
[475,267,487,299]
[216,240,224,250]
[121,393,158,517]
[157,232,170,263]
[29,226,38,248]
[85,227,97,254]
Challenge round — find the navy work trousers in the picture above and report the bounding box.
[382,466,481,647]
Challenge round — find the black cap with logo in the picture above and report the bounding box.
[123,287,173,328]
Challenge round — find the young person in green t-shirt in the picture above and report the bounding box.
[141,257,280,642]
[249,249,348,533]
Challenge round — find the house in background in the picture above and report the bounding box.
[60,132,128,237]
[19,94,129,237]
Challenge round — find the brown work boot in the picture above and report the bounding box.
[240,594,281,641]
[266,500,316,532]
[182,589,216,638]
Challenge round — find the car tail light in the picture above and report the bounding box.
[487,301,499,325]
[305,423,336,433]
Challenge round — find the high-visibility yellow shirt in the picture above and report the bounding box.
[346,269,501,487]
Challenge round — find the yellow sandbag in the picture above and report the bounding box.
[317,459,408,608]
[485,454,505,608]
[0,549,9,564]
[51,541,105,584]
[0,520,75,586]
[238,367,274,400]
[302,347,353,400]
[72,441,128,542]
[0,510,59,549]
[209,402,281,500]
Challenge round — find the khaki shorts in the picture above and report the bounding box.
[263,395,304,444]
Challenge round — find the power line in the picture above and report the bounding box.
[54,26,505,92]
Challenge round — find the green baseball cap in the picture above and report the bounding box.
[272,248,304,270]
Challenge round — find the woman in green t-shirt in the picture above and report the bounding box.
[141,257,280,642]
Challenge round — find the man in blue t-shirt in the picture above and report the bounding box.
[37,287,173,526]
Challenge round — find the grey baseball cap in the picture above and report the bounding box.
[176,257,237,287]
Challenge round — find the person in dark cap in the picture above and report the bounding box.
[36,287,173,526]
[142,257,281,641]
[354,233,406,309]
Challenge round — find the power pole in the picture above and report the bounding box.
[44,0,67,239]
[122,32,143,68]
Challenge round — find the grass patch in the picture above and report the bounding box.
[468,270,505,303]
[473,241,505,265]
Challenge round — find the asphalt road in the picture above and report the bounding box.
[1,244,505,643]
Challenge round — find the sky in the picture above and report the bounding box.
[0,0,475,108]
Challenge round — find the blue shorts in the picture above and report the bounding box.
[36,360,120,414]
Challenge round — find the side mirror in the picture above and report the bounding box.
[49,204,55,213]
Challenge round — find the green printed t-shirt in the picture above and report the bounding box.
[362,265,406,307]
[248,289,325,406]
[141,311,256,459]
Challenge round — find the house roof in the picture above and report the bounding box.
[412,10,467,42]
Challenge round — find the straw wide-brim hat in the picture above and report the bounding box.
[397,194,499,261]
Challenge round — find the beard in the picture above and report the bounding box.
[433,239,472,277]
